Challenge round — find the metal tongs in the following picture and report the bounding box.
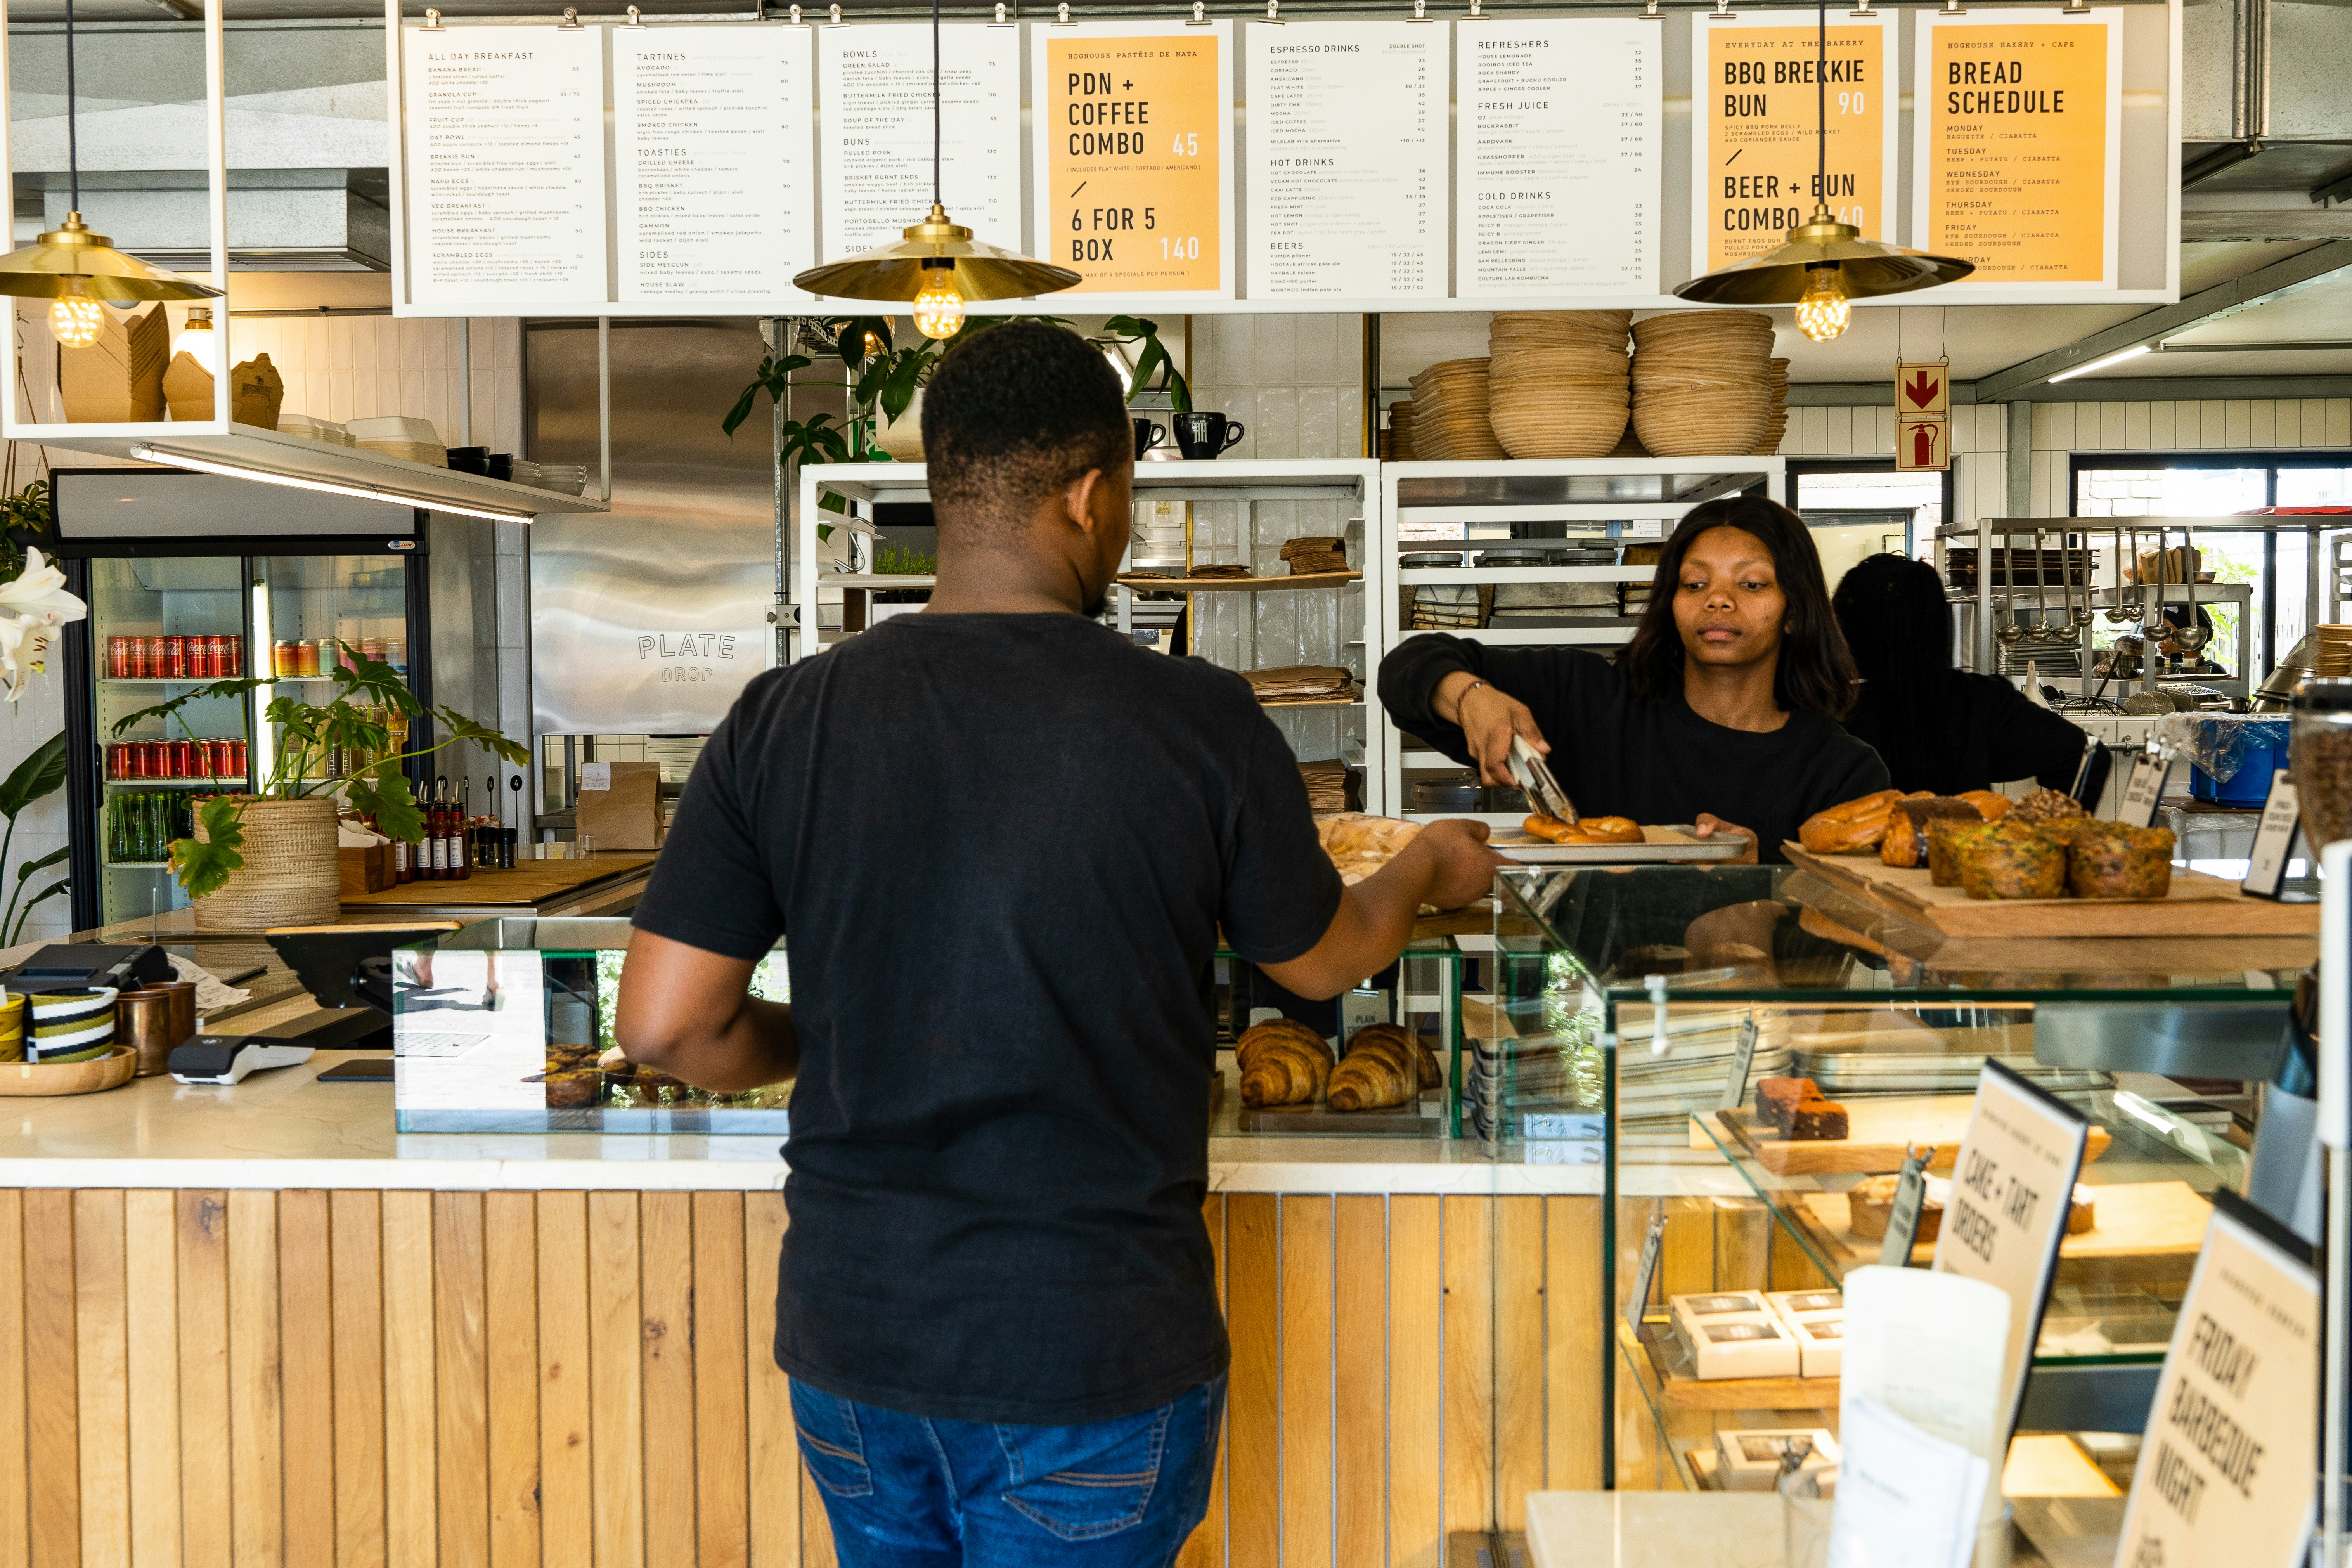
[1508,733,1576,824]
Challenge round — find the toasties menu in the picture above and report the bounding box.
[819,24,1021,263]
[1692,14,1892,275]
[402,26,607,306]
[1916,12,2120,287]
[1457,19,1659,297]
[613,26,815,301]
[1032,21,1232,298]
[1245,22,1447,300]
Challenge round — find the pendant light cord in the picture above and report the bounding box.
[932,0,942,207]
[1815,0,1826,215]
[64,0,79,213]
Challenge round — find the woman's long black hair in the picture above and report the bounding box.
[1617,495,1859,722]
[1831,552,1955,691]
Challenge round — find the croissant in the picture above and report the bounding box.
[1330,1024,1432,1111]
[1237,1017,1330,1073]
[1240,1034,1332,1107]
[1347,1021,1441,1091]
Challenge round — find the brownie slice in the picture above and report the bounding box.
[1785,1097,1850,1141]
[1754,1076,1819,1133]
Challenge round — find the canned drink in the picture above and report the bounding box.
[126,741,150,779]
[104,744,122,780]
[223,637,242,676]
[387,636,407,676]
[360,637,385,665]
[106,636,129,679]
[163,637,185,680]
[230,738,248,778]
[204,738,229,778]
[124,637,146,679]
[295,640,319,678]
[167,740,191,778]
[186,637,209,679]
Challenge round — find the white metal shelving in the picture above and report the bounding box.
[1373,456,1786,820]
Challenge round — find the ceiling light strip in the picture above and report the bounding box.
[127,445,536,524]
[2045,344,2153,385]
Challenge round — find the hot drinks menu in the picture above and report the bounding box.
[819,24,1022,263]
[1245,22,1448,299]
[402,26,607,306]
[613,26,815,301]
[1455,19,1659,298]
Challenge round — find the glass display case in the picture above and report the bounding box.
[1484,863,2305,1495]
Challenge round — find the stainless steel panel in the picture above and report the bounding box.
[525,320,775,736]
[55,470,415,538]
[2032,1001,2290,1079]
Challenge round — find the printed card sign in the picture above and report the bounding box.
[1931,1060,2091,1440]
[1896,416,1949,472]
[2120,750,2171,827]
[2113,1196,2318,1568]
[2241,770,2304,901]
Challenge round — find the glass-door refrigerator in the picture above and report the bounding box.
[50,468,432,934]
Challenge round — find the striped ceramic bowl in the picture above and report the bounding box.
[29,987,118,1064]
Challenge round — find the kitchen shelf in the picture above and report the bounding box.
[1257,693,1363,709]
[101,676,251,686]
[1119,570,1361,593]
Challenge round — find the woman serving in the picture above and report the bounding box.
[1378,496,1889,864]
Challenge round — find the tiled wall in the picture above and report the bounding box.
[218,312,526,458]
[0,675,69,944]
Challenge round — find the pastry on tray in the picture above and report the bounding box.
[1754,1075,1817,1133]
[2062,822,2176,899]
[1786,1097,1849,1140]
[1347,1020,1442,1091]
[1523,814,1642,845]
[1327,1026,1422,1112]
[1237,1019,1335,1108]
[1926,818,1998,887]
[1880,797,1984,868]
[2009,787,2087,826]
[1798,789,1920,855]
[1956,823,2067,900]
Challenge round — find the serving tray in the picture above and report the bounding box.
[1491,824,1749,864]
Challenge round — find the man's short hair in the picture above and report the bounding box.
[921,321,1130,533]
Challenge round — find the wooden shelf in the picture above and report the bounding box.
[1119,570,1361,593]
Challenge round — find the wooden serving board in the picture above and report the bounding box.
[0,1045,137,1096]
[1713,1095,2112,1176]
[1792,1181,2209,1284]
[342,855,655,907]
[1782,842,2321,938]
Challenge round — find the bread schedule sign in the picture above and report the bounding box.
[1032,21,1233,299]
[1691,14,1892,276]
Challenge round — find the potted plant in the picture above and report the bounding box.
[115,643,528,930]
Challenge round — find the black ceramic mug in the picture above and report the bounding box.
[1174,412,1246,460]
[1133,418,1167,460]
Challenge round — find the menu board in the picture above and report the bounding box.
[613,25,815,301]
[401,26,607,307]
[1031,21,1235,299]
[1690,13,1893,276]
[1456,20,1659,298]
[819,24,1022,263]
[1914,10,2122,291]
[1244,22,1447,300]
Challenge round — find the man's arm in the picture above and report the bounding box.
[1259,820,1502,999]
[614,928,800,1093]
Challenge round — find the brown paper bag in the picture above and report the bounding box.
[575,761,663,852]
[229,353,284,430]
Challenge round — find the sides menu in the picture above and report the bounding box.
[819,24,1022,263]
[402,26,607,307]
[1456,19,1658,298]
[613,25,816,302]
[1244,21,1448,300]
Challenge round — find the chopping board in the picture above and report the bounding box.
[1713,1095,2111,1176]
[1782,842,2320,938]
[1792,1181,2209,1283]
[342,856,654,907]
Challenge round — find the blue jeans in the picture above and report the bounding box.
[791,1376,1225,1568]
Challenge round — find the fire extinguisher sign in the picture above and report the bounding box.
[1895,359,1950,471]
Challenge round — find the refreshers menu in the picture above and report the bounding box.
[402,26,606,307]
[1457,19,1659,298]
[819,24,1021,263]
[1245,23,1448,300]
[1032,21,1234,298]
[1916,10,2121,288]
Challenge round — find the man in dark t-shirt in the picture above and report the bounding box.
[618,321,1497,1566]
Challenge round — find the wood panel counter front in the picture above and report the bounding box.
[0,1052,1610,1567]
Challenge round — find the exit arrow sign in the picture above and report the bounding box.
[1898,360,1949,415]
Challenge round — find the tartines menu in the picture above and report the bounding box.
[1457,19,1659,298]
[1245,22,1447,300]
[820,24,1021,263]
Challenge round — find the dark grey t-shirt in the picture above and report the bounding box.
[632,613,1344,1425]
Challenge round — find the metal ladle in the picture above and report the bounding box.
[2069,528,2094,629]
[1995,525,2027,646]
[2103,523,2132,623]
[2028,525,2061,643]
[2174,523,2212,658]
[2140,527,2175,645]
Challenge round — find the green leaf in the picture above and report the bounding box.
[433,708,533,768]
[878,350,928,425]
[344,763,425,844]
[12,844,66,884]
[0,731,66,818]
[169,796,247,900]
[1126,338,1165,407]
[325,643,422,716]
[720,382,763,438]
[9,878,65,948]
[109,677,265,739]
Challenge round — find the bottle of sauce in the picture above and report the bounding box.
[426,779,449,880]
[452,782,472,881]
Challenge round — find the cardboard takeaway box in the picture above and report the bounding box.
[575,761,664,851]
[59,303,168,423]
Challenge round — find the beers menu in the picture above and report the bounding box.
[819,24,1022,263]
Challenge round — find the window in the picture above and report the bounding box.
[1789,461,1953,595]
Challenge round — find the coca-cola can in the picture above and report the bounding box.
[106,636,128,679]
[104,744,122,780]
[232,738,249,778]
[124,741,146,779]
[210,636,230,677]
[188,637,212,679]
[120,638,143,679]
[166,740,189,778]
[139,637,162,680]
[204,739,229,778]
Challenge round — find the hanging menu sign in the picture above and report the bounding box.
[1914,11,2122,291]
[402,26,607,307]
[613,25,815,302]
[1691,13,1893,277]
[1244,21,1447,300]
[2113,1196,2318,1568]
[1031,20,1234,299]
[819,24,1022,264]
[1457,20,1657,298]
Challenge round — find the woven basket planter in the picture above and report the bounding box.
[192,795,340,932]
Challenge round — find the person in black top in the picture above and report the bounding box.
[1379,495,1889,863]
[1831,553,2102,798]
[614,322,1498,1567]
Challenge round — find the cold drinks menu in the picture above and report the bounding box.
[1245,23,1448,299]
[1457,20,1659,297]
[402,26,607,306]
[818,25,1022,263]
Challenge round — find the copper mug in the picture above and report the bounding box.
[149,981,198,1055]
[117,988,180,1078]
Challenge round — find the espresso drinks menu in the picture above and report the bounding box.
[613,25,815,301]
[819,24,1021,263]
[1915,10,2121,289]
[1245,22,1448,299]
[402,26,607,306]
[1456,19,1658,297]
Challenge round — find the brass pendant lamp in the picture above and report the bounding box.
[0,0,222,348]
[792,0,1079,337]
[1673,0,1971,340]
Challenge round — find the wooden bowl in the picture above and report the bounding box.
[0,1046,138,1097]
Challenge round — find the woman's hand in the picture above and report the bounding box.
[1692,813,1760,865]
[1433,670,1552,787]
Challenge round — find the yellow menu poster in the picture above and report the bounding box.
[1031,21,1231,297]
[1916,13,2119,288]
[1691,15,1891,276]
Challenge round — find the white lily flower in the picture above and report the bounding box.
[0,549,85,703]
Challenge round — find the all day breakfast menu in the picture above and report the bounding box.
[1245,23,1448,299]
[1456,19,1658,297]
[403,26,606,306]
[819,25,1022,262]
[613,26,815,300]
